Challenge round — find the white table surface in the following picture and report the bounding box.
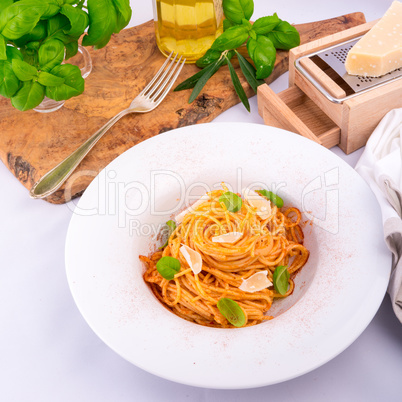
[2,1,402,401]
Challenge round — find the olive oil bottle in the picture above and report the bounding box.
[153,0,224,63]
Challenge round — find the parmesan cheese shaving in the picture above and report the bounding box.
[243,188,272,219]
[211,232,243,243]
[179,244,202,275]
[175,194,210,224]
[239,271,272,293]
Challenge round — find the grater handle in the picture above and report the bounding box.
[299,57,346,99]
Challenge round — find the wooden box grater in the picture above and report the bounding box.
[257,21,402,154]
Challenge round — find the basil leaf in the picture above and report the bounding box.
[38,39,65,72]
[160,220,176,249]
[251,14,280,35]
[223,18,234,31]
[217,298,246,327]
[13,20,47,48]
[0,33,5,60]
[42,0,61,19]
[112,0,132,33]
[6,46,23,61]
[26,41,40,52]
[0,0,13,11]
[188,58,225,102]
[196,48,222,68]
[241,18,252,30]
[64,40,78,60]
[45,63,84,101]
[11,58,37,81]
[11,80,44,111]
[47,14,70,39]
[222,0,254,24]
[211,25,248,51]
[60,4,89,37]
[235,50,264,93]
[46,14,79,46]
[38,71,65,87]
[219,191,242,213]
[0,59,20,98]
[0,0,47,40]
[265,21,300,50]
[247,36,276,80]
[256,189,284,208]
[156,256,181,280]
[82,0,117,50]
[273,265,289,295]
[226,56,249,112]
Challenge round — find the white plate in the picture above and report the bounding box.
[65,123,391,389]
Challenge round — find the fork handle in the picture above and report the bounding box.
[30,108,131,199]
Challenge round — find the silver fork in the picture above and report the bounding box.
[30,51,186,199]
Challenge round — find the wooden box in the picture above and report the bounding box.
[257,21,402,154]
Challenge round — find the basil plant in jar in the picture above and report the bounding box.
[0,0,132,111]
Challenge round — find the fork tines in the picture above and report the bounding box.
[140,51,186,103]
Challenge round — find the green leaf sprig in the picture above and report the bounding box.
[159,219,176,249]
[273,265,290,295]
[0,0,132,111]
[217,298,246,327]
[219,191,243,213]
[156,256,181,280]
[174,0,300,111]
[256,189,284,208]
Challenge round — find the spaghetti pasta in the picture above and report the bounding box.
[141,184,309,328]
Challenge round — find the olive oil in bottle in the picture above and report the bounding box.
[153,0,224,63]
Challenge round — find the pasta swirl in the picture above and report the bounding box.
[141,187,309,328]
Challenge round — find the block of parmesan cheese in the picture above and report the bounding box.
[345,1,402,77]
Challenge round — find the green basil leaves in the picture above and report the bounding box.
[82,0,118,50]
[223,0,254,25]
[11,59,37,81]
[273,265,290,295]
[175,0,300,111]
[11,81,44,111]
[217,298,246,327]
[265,20,301,50]
[211,25,249,51]
[38,71,65,87]
[0,0,47,40]
[219,191,243,213]
[160,220,177,249]
[60,4,89,38]
[0,59,19,98]
[0,0,132,111]
[45,64,85,101]
[247,36,276,80]
[252,14,280,35]
[38,39,65,72]
[196,48,222,68]
[256,190,284,208]
[156,256,181,281]
[113,0,132,34]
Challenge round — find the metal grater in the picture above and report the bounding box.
[295,36,402,103]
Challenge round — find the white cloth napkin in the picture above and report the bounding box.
[355,108,402,323]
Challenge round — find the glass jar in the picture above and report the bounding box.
[152,0,224,63]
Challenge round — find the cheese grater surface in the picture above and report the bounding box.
[295,36,402,103]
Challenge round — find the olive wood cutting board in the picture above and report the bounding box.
[0,13,366,204]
